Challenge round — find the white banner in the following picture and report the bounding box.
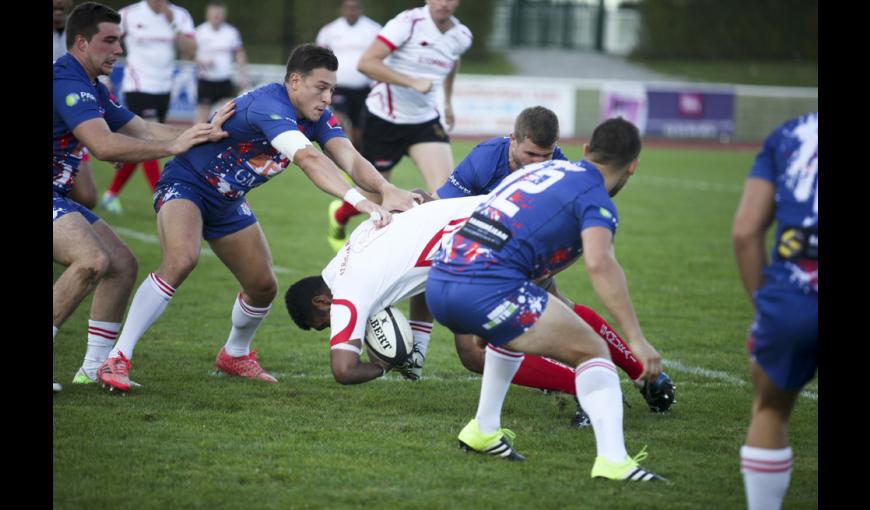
[444,76,576,138]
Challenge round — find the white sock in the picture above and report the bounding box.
[575,358,628,462]
[475,345,524,434]
[741,446,793,510]
[111,273,175,359]
[223,292,271,357]
[408,320,432,357]
[83,320,120,375]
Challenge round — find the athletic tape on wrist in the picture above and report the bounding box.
[344,188,366,208]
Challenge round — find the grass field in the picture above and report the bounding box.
[52,140,818,509]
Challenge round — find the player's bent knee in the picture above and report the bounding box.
[245,274,278,304]
[76,248,111,283]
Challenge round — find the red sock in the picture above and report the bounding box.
[510,354,576,395]
[573,304,644,380]
[334,200,362,225]
[142,159,161,192]
[108,162,137,195]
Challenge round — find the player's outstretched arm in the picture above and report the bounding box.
[290,144,392,227]
[357,38,432,94]
[330,342,390,384]
[581,226,662,379]
[323,137,421,212]
[732,177,776,303]
[73,117,204,162]
[120,100,235,143]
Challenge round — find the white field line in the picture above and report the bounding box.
[112,226,293,275]
[265,359,818,402]
[664,359,818,401]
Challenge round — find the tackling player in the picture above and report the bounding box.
[426,118,665,480]
[95,44,420,393]
[53,2,232,391]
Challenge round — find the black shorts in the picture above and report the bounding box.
[331,86,370,127]
[123,92,171,122]
[197,79,236,106]
[361,107,450,172]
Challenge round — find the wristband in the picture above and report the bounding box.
[344,188,366,208]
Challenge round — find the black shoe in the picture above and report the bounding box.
[636,372,676,413]
[570,400,592,428]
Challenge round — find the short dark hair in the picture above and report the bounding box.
[285,275,329,330]
[514,106,560,148]
[284,44,339,82]
[66,2,121,49]
[586,117,642,168]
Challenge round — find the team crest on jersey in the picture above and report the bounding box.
[327,113,340,128]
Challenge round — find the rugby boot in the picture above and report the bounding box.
[215,347,278,383]
[458,419,525,461]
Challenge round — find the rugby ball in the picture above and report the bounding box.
[364,306,414,366]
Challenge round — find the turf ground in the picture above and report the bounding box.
[52,140,818,509]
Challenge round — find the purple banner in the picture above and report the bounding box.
[645,88,735,139]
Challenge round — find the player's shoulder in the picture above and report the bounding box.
[450,17,473,41]
[359,16,383,30]
[467,137,508,159]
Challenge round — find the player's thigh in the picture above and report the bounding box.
[155,198,205,269]
[53,212,109,268]
[91,220,138,275]
[408,142,453,191]
[207,222,276,296]
[504,296,609,367]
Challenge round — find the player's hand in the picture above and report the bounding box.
[410,78,433,94]
[444,104,455,131]
[380,184,422,212]
[356,200,392,228]
[169,123,219,154]
[206,100,235,142]
[629,336,663,382]
[396,348,425,381]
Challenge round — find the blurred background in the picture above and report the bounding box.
[84,0,818,143]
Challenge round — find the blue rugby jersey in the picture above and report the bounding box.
[437,136,568,198]
[168,82,347,200]
[748,112,818,294]
[53,54,135,195]
[431,159,618,282]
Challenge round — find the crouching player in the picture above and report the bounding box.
[426,118,665,480]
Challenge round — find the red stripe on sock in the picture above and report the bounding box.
[510,354,576,395]
[741,462,793,473]
[237,293,268,317]
[150,273,175,298]
[575,361,618,376]
[88,326,119,336]
[88,330,117,340]
[335,201,362,225]
[487,345,524,358]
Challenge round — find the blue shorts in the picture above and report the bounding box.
[425,277,549,346]
[53,190,99,224]
[748,285,818,391]
[154,163,258,240]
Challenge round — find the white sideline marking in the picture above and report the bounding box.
[113,227,293,275]
[664,359,818,401]
[633,175,743,194]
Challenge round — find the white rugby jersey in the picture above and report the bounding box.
[315,16,382,89]
[365,6,472,124]
[119,1,195,94]
[195,22,243,82]
[324,196,482,349]
[53,29,66,62]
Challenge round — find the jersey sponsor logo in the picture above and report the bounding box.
[483,300,518,330]
[598,207,613,219]
[327,113,340,128]
[458,213,512,251]
[417,55,453,70]
[65,93,79,107]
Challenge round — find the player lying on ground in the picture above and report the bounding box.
[285,194,674,425]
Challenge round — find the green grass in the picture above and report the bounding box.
[630,59,818,87]
[53,142,817,509]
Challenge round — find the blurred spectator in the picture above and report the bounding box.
[315,0,381,149]
[194,0,248,124]
[100,0,196,215]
